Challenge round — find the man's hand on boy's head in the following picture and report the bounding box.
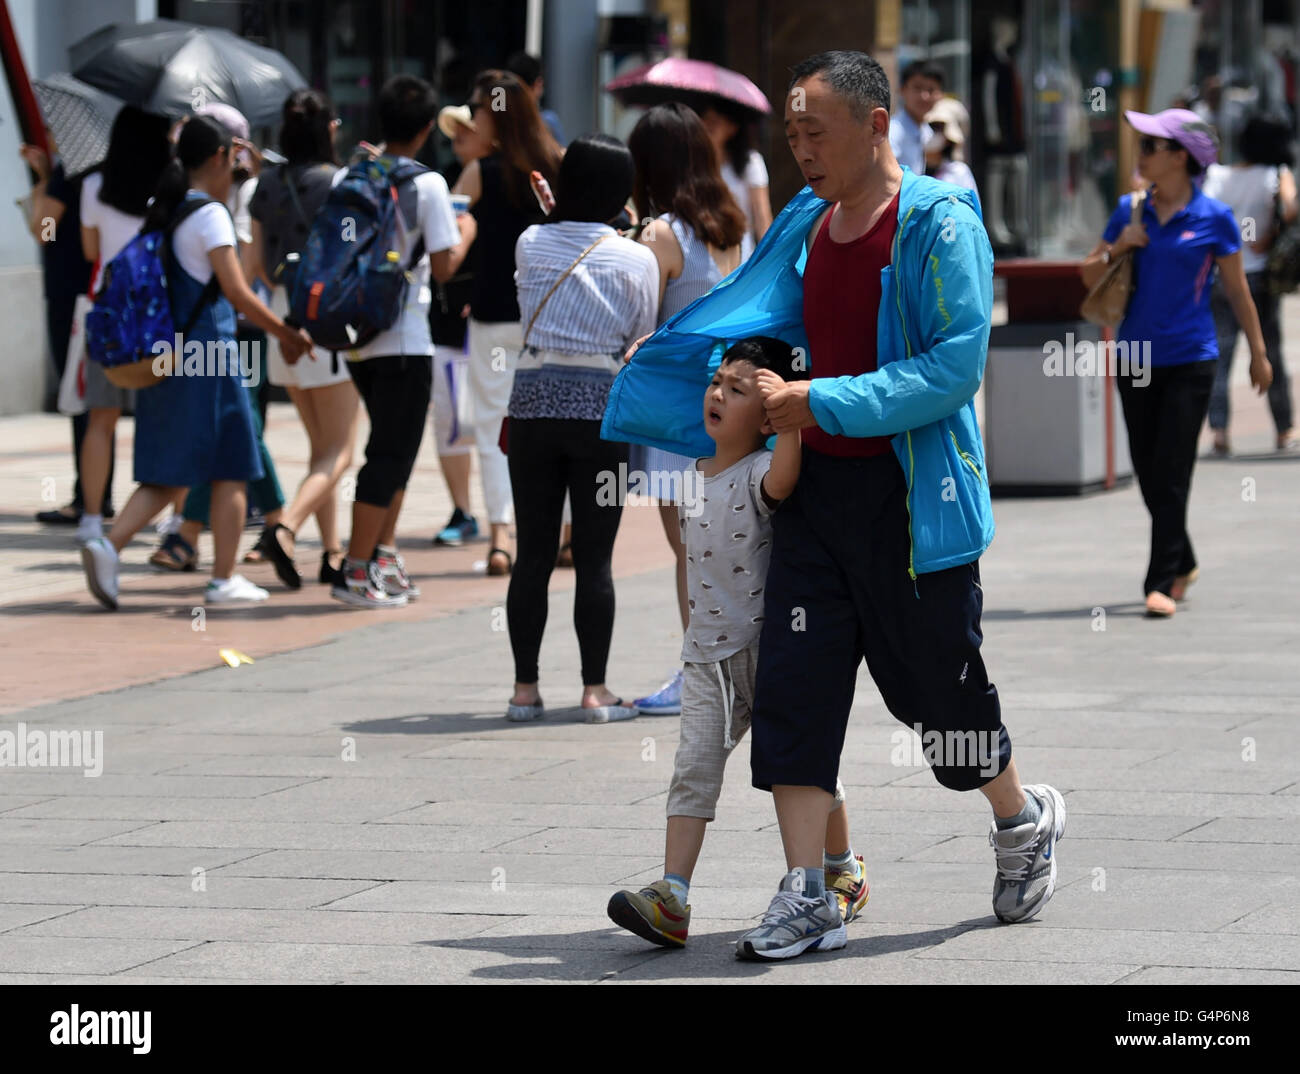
[753,368,787,398]
[763,379,818,433]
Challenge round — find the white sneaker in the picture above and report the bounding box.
[80,537,119,611]
[205,574,269,604]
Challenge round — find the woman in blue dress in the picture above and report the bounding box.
[81,116,313,610]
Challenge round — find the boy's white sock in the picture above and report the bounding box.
[664,873,689,907]
[825,847,860,877]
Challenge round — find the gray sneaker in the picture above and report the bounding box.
[990,783,1067,923]
[735,869,846,961]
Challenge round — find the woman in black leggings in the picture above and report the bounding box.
[505,135,660,722]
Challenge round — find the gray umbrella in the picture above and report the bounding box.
[33,73,124,178]
[70,18,306,130]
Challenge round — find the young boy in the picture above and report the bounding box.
[607,337,868,951]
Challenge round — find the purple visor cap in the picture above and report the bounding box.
[1124,108,1220,168]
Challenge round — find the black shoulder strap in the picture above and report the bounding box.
[166,197,225,336]
[283,164,310,230]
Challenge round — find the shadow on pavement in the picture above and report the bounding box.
[419,919,998,981]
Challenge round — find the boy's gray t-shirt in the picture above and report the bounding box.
[679,449,776,663]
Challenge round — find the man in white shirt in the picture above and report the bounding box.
[888,60,945,175]
[333,76,476,608]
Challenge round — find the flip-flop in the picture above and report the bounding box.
[583,698,637,724]
[505,700,544,722]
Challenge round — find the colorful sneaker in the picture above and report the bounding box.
[374,546,419,599]
[990,783,1067,924]
[735,870,846,961]
[826,855,870,923]
[332,559,408,608]
[634,670,683,715]
[205,574,269,603]
[607,880,690,948]
[80,536,119,611]
[434,508,480,547]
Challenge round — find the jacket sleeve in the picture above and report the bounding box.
[807,201,993,438]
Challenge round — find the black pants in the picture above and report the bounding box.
[347,355,432,508]
[751,450,1010,794]
[1117,359,1215,596]
[506,418,627,685]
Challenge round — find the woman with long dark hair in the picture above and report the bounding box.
[455,69,563,576]
[80,115,313,610]
[1080,109,1272,618]
[243,89,360,589]
[75,105,172,547]
[695,97,773,261]
[504,134,659,722]
[626,102,746,715]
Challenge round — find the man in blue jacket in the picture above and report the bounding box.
[732,50,1066,960]
[603,50,1066,962]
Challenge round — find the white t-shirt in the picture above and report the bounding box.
[172,192,238,283]
[80,170,145,288]
[720,150,770,262]
[332,161,461,359]
[1202,164,1282,274]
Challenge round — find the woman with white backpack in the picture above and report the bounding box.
[80,115,313,610]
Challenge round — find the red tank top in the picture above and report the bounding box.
[801,193,900,457]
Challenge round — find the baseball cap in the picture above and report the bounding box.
[438,105,475,140]
[1124,108,1220,168]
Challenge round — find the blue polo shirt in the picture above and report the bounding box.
[1103,187,1240,367]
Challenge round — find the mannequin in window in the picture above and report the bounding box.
[977,16,1028,251]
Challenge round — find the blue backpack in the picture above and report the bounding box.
[84,198,221,380]
[287,155,427,352]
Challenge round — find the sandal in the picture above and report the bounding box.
[556,542,574,568]
[262,522,302,590]
[487,547,513,577]
[150,533,198,572]
[505,698,544,722]
[1170,567,1199,601]
[583,697,637,724]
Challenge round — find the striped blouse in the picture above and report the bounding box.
[510,220,659,421]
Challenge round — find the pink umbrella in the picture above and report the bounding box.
[605,58,771,116]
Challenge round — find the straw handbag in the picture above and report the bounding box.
[1081,189,1146,328]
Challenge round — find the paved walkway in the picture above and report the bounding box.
[0,331,1297,982]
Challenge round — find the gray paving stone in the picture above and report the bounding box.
[17,905,514,945]
[94,820,547,853]
[0,794,431,823]
[0,872,377,908]
[0,935,203,974]
[1065,790,1300,819]
[160,754,557,780]
[906,835,1300,874]
[1172,817,1300,844]
[918,926,1300,970]
[0,845,258,875]
[1217,904,1300,935]
[213,849,660,885]
[1117,966,1300,984]
[0,773,316,798]
[0,903,85,934]
[0,818,153,845]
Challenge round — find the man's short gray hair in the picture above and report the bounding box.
[789,50,891,122]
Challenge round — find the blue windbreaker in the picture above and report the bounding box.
[601,167,996,577]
